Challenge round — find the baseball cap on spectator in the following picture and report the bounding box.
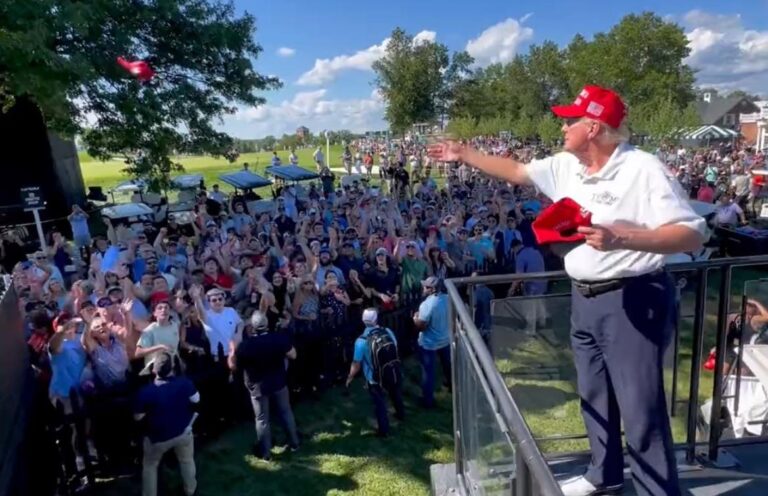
[412,203,422,210]
[309,208,317,215]
[79,300,95,312]
[96,296,113,308]
[107,285,123,295]
[406,241,418,248]
[206,288,225,298]
[150,292,170,308]
[319,246,331,255]
[532,197,593,244]
[422,276,440,289]
[362,308,378,325]
[205,220,216,228]
[52,312,72,330]
[551,85,627,129]
[375,247,388,256]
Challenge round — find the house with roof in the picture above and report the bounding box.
[695,92,760,128]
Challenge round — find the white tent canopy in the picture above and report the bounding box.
[676,125,739,141]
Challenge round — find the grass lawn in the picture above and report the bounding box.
[79,146,347,199]
[90,361,453,496]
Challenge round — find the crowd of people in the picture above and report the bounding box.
[1,131,766,495]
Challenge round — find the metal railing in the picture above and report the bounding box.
[444,255,768,495]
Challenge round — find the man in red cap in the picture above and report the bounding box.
[429,85,705,496]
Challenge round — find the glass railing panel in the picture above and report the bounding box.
[455,331,517,495]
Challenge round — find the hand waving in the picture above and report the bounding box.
[427,141,463,162]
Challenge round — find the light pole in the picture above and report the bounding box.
[324,130,331,169]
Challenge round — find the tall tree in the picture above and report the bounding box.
[563,12,696,110]
[373,28,450,133]
[537,114,562,145]
[0,0,280,190]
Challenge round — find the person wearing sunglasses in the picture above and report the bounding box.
[429,85,705,496]
[190,285,242,361]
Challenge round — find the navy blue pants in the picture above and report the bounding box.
[368,382,405,435]
[571,271,680,496]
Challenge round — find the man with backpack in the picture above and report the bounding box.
[346,308,405,438]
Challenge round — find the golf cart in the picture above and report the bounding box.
[219,170,273,215]
[265,165,320,204]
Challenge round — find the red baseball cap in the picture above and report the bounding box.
[532,198,593,245]
[551,85,627,129]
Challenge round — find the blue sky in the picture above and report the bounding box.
[221,0,768,138]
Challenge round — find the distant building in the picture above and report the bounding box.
[740,100,768,150]
[296,126,310,139]
[695,93,760,129]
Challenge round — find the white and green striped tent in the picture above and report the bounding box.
[676,125,740,141]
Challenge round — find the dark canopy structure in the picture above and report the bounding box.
[218,170,272,190]
[265,165,319,182]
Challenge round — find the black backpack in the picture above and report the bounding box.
[367,327,401,387]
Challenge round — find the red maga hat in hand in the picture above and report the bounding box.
[117,56,155,82]
[532,197,592,245]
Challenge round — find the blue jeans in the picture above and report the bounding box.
[418,345,452,407]
[368,382,405,435]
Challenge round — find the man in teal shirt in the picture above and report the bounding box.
[413,277,451,408]
[346,309,405,437]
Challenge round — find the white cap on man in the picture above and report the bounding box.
[362,308,378,325]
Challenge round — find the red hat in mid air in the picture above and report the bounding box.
[532,198,592,244]
[551,85,627,129]
[117,56,155,82]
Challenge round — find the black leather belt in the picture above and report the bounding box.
[572,279,625,298]
[573,270,664,298]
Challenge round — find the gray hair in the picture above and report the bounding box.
[586,118,630,145]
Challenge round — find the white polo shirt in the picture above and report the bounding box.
[527,143,706,281]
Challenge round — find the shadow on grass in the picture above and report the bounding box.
[88,358,454,496]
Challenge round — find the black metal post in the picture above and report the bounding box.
[669,278,682,417]
[685,268,708,463]
[733,290,749,418]
[708,267,732,461]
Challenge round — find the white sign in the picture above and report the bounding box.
[761,203,768,219]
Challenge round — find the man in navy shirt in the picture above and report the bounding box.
[134,352,199,496]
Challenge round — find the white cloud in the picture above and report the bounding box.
[413,30,437,46]
[465,17,534,67]
[682,10,768,95]
[297,30,438,86]
[229,90,386,138]
[276,47,296,57]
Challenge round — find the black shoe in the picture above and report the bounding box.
[394,412,405,422]
[375,430,389,439]
[251,445,271,461]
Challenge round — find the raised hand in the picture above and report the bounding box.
[427,141,463,162]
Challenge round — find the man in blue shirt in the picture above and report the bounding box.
[67,204,92,249]
[134,352,199,496]
[510,239,548,332]
[346,309,405,437]
[413,276,451,409]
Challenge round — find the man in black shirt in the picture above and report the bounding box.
[229,311,300,460]
[274,205,296,236]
